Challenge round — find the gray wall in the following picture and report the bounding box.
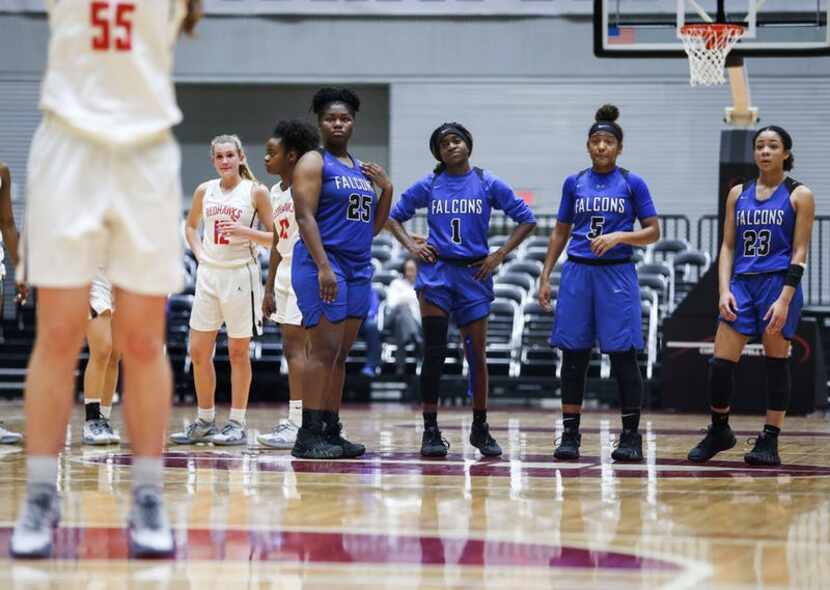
[0,12,828,221]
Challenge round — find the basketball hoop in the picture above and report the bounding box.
[679,23,746,87]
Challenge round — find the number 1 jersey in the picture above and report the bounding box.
[391,168,535,260]
[733,179,798,276]
[558,167,656,261]
[41,0,186,146]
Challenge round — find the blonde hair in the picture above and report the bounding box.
[210,134,257,182]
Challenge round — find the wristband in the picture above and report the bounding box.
[784,264,804,288]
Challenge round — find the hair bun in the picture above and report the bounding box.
[595,104,620,123]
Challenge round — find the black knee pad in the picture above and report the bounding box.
[709,357,736,409]
[765,356,791,412]
[610,348,643,410]
[420,317,449,405]
[560,349,590,406]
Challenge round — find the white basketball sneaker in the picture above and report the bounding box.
[257,420,299,449]
[10,484,61,559]
[128,485,174,558]
[212,420,247,446]
[0,422,22,444]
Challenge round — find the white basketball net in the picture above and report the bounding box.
[679,24,746,87]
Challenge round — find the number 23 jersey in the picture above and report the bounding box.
[305,149,376,266]
[558,167,656,261]
[40,0,186,146]
[732,178,798,276]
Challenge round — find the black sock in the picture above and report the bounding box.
[321,410,339,429]
[302,409,323,431]
[473,410,487,425]
[423,411,438,429]
[763,424,781,437]
[85,402,101,422]
[621,409,640,433]
[562,412,580,432]
[711,411,730,430]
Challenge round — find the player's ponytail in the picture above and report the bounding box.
[210,134,258,183]
[180,0,203,37]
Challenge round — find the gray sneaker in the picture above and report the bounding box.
[103,420,121,445]
[83,419,113,445]
[212,420,247,446]
[10,484,61,559]
[169,419,218,445]
[257,420,299,449]
[0,422,22,445]
[128,485,174,558]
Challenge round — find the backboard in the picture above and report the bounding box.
[595,0,830,57]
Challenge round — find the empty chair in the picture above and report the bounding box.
[649,238,689,263]
[673,249,710,283]
[638,262,675,311]
[495,272,534,295]
[371,245,392,264]
[638,274,668,315]
[373,234,396,250]
[502,260,543,280]
[523,247,549,264]
[494,283,525,306]
[486,298,521,377]
[373,270,399,286]
[523,236,550,251]
[520,301,556,377]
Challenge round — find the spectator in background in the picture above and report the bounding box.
[386,258,422,375]
[359,288,382,377]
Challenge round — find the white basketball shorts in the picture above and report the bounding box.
[20,115,184,296]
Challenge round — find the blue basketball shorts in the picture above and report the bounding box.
[291,244,372,328]
[550,260,643,352]
[416,259,493,327]
[721,272,802,339]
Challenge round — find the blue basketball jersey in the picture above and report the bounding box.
[558,167,657,260]
[309,149,376,264]
[733,178,799,275]
[390,167,535,260]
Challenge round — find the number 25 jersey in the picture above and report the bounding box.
[733,178,798,276]
[40,0,186,146]
[307,149,376,266]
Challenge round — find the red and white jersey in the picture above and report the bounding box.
[270,183,299,260]
[40,0,185,146]
[201,179,258,268]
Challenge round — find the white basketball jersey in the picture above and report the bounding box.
[270,183,299,260]
[201,179,258,268]
[40,0,186,146]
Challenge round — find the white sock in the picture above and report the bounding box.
[27,456,58,489]
[132,457,163,491]
[85,398,101,405]
[197,407,215,423]
[288,400,303,425]
[229,408,246,425]
[100,405,112,419]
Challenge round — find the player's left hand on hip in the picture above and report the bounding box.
[360,162,392,192]
[763,298,789,334]
[470,252,503,281]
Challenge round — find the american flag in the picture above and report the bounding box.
[608,25,636,45]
